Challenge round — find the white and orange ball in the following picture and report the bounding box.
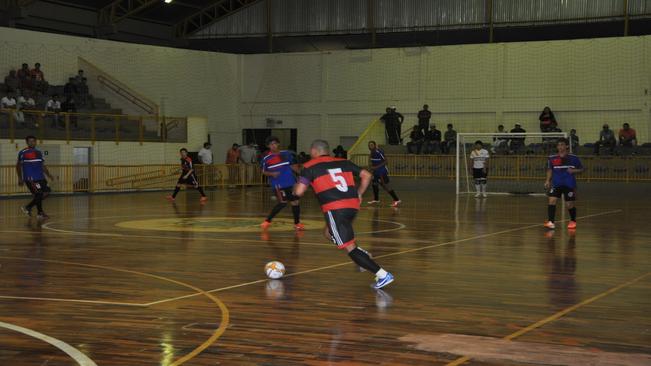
[264,261,285,279]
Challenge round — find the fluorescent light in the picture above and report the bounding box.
[164,0,173,3]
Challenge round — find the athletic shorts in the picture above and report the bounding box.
[324,208,358,249]
[372,172,390,184]
[26,180,50,195]
[548,186,576,201]
[274,186,298,203]
[472,168,487,180]
[177,173,199,186]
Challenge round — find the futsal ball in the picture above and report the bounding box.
[265,261,285,279]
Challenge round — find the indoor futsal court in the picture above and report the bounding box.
[2,0,651,365]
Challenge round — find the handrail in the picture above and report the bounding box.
[347,118,381,156]
[97,75,155,115]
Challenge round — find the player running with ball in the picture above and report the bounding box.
[293,139,394,289]
[544,138,583,230]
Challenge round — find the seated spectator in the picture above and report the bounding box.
[618,123,637,147]
[407,125,424,154]
[17,63,32,91]
[17,90,36,127]
[1,92,25,126]
[198,142,213,164]
[74,70,90,106]
[442,123,457,154]
[30,63,49,94]
[539,106,556,133]
[333,145,347,159]
[492,124,508,154]
[594,124,616,155]
[61,97,78,129]
[4,70,20,93]
[64,77,78,100]
[46,94,62,128]
[543,121,562,153]
[509,123,526,153]
[424,124,442,154]
[569,129,579,151]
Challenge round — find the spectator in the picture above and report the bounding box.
[30,63,48,94]
[424,124,441,154]
[509,123,526,153]
[45,94,61,128]
[407,125,424,154]
[594,124,616,155]
[618,123,637,147]
[225,143,241,186]
[391,106,405,143]
[238,141,259,185]
[1,92,24,126]
[198,142,213,164]
[381,107,402,145]
[569,129,579,151]
[4,70,20,93]
[491,124,508,154]
[333,145,347,159]
[74,70,85,85]
[539,106,556,133]
[17,90,36,127]
[417,104,431,136]
[64,77,78,100]
[543,120,562,153]
[61,97,78,129]
[74,70,91,107]
[442,123,457,154]
[17,63,31,91]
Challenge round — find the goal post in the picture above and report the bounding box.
[456,132,569,196]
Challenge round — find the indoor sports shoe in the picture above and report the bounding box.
[165,195,175,202]
[294,223,305,231]
[544,221,556,229]
[373,272,394,289]
[482,192,488,198]
[367,200,380,205]
[37,212,49,220]
[475,193,481,198]
[567,220,577,229]
[261,220,271,229]
[390,200,402,207]
[20,206,32,216]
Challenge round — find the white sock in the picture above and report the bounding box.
[475,184,481,193]
[482,184,487,193]
[376,268,388,279]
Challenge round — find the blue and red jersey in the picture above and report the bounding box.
[548,154,583,189]
[262,150,296,189]
[17,147,45,181]
[370,148,388,176]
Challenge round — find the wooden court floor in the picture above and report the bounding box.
[0,180,649,365]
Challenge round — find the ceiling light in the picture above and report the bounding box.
[164,0,173,3]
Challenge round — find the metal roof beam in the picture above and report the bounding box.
[175,0,262,38]
[98,0,159,25]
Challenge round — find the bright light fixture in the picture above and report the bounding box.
[164,0,173,3]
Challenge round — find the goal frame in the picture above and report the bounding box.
[455,132,570,195]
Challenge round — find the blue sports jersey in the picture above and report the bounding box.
[370,148,388,176]
[262,150,296,189]
[548,154,582,189]
[17,147,45,181]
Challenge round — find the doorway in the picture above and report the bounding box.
[73,147,90,192]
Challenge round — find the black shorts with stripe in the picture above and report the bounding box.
[472,168,487,180]
[547,186,576,201]
[26,180,50,195]
[177,173,199,186]
[324,208,357,249]
[274,186,298,203]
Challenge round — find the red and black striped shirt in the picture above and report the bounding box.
[299,156,362,212]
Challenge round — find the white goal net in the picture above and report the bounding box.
[456,132,569,196]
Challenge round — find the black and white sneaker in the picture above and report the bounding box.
[20,206,32,216]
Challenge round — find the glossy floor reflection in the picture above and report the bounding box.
[0,180,649,365]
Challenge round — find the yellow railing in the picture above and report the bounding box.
[0,109,187,144]
[350,154,651,182]
[347,118,385,157]
[1,164,265,195]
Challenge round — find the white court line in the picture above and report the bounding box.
[144,209,622,306]
[0,320,98,366]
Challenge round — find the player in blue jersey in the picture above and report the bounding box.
[260,136,303,230]
[544,138,583,230]
[16,135,55,219]
[367,141,401,207]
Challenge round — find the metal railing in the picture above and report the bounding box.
[0,109,187,144]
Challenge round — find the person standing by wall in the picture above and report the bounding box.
[417,104,431,137]
[198,142,213,187]
[239,141,259,185]
[225,143,241,186]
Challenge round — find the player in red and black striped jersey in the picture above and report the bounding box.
[166,148,207,203]
[293,139,394,289]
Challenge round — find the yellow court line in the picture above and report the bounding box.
[145,210,622,306]
[444,271,651,366]
[0,256,229,366]
[0,295,147,307]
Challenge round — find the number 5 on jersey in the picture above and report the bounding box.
[328,168,349,192]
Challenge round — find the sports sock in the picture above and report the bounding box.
[266,203,287,222]
[482,183,487,193]
[197,186,206,197]
[569,207,577,221]
[291,205,300,224]
[548,204,556,222]
[475,184,481,194]
[389,190,399,201]
[375,268,388,279]
[348,247,381,274]
[172,186,180,198]
[372,184,379,201]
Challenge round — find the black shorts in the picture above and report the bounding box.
[26,180,50,195]
[177,173,199,186]
[373,172,390,184]
[324,208,358,249]
[472,168,487,180]
[548,186,576,201]
[274,186,298,203]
